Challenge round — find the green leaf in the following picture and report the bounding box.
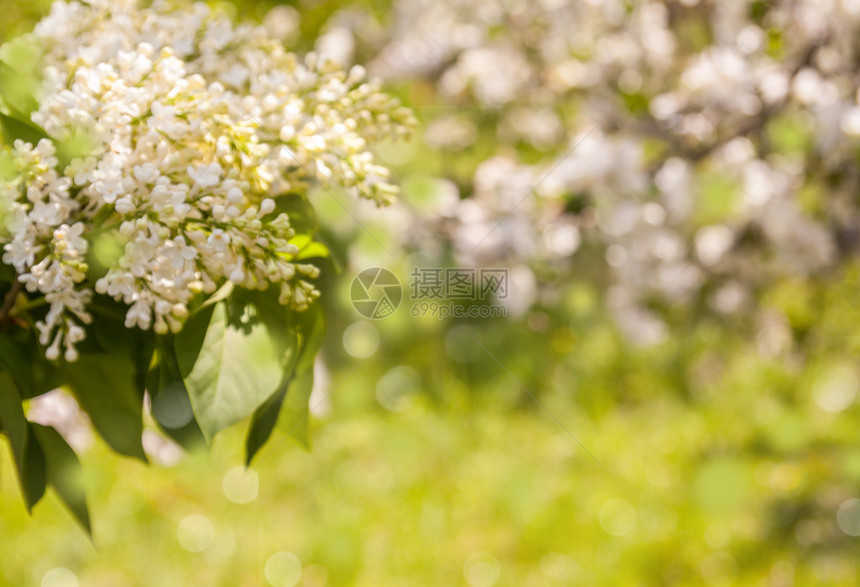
[146,337,206,450]
[296,239,330,261]
[29,357,63,399]
[244,328,302,464]
[0,333,34,395]
[0,112,47,146]
[0,372,46,511]
[234,287,299,361]
[175,301,282,442]
[281,366,316,447]
[0,36,43,120]
[244,382,288,465]
[0,331,64,399]
[245,303,324,463]
[55,126,99,169]
[31,424,91,535]
[90,302,156,396]
[195,282,234,315]
[173,303,215,369]
[0,36,42,73]
[63,354,147,461]
[86,231,127,284]
[272,193,318,235]
[131,338,155,398]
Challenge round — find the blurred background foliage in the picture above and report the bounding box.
[5,0,860,586]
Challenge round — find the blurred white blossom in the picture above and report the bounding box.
[326,0,860,341]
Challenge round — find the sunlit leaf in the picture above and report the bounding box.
[175,301,282,442]
[245,302,324,462]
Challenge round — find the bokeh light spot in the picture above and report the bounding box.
[265,551,302,587]
[222,466,259,504]
[151,383,194,429]
[812,364,857,413]
[41,568,78,587]
[599,498,637,536]
[177,514,215,552]
[539,553,577,581]
[699,551,738,584]
[837,498,860,536]
[463,552,501,587]
[342,321,380,358]
[376,365,421,412]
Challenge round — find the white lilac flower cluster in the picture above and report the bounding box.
[0,0,415,361]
